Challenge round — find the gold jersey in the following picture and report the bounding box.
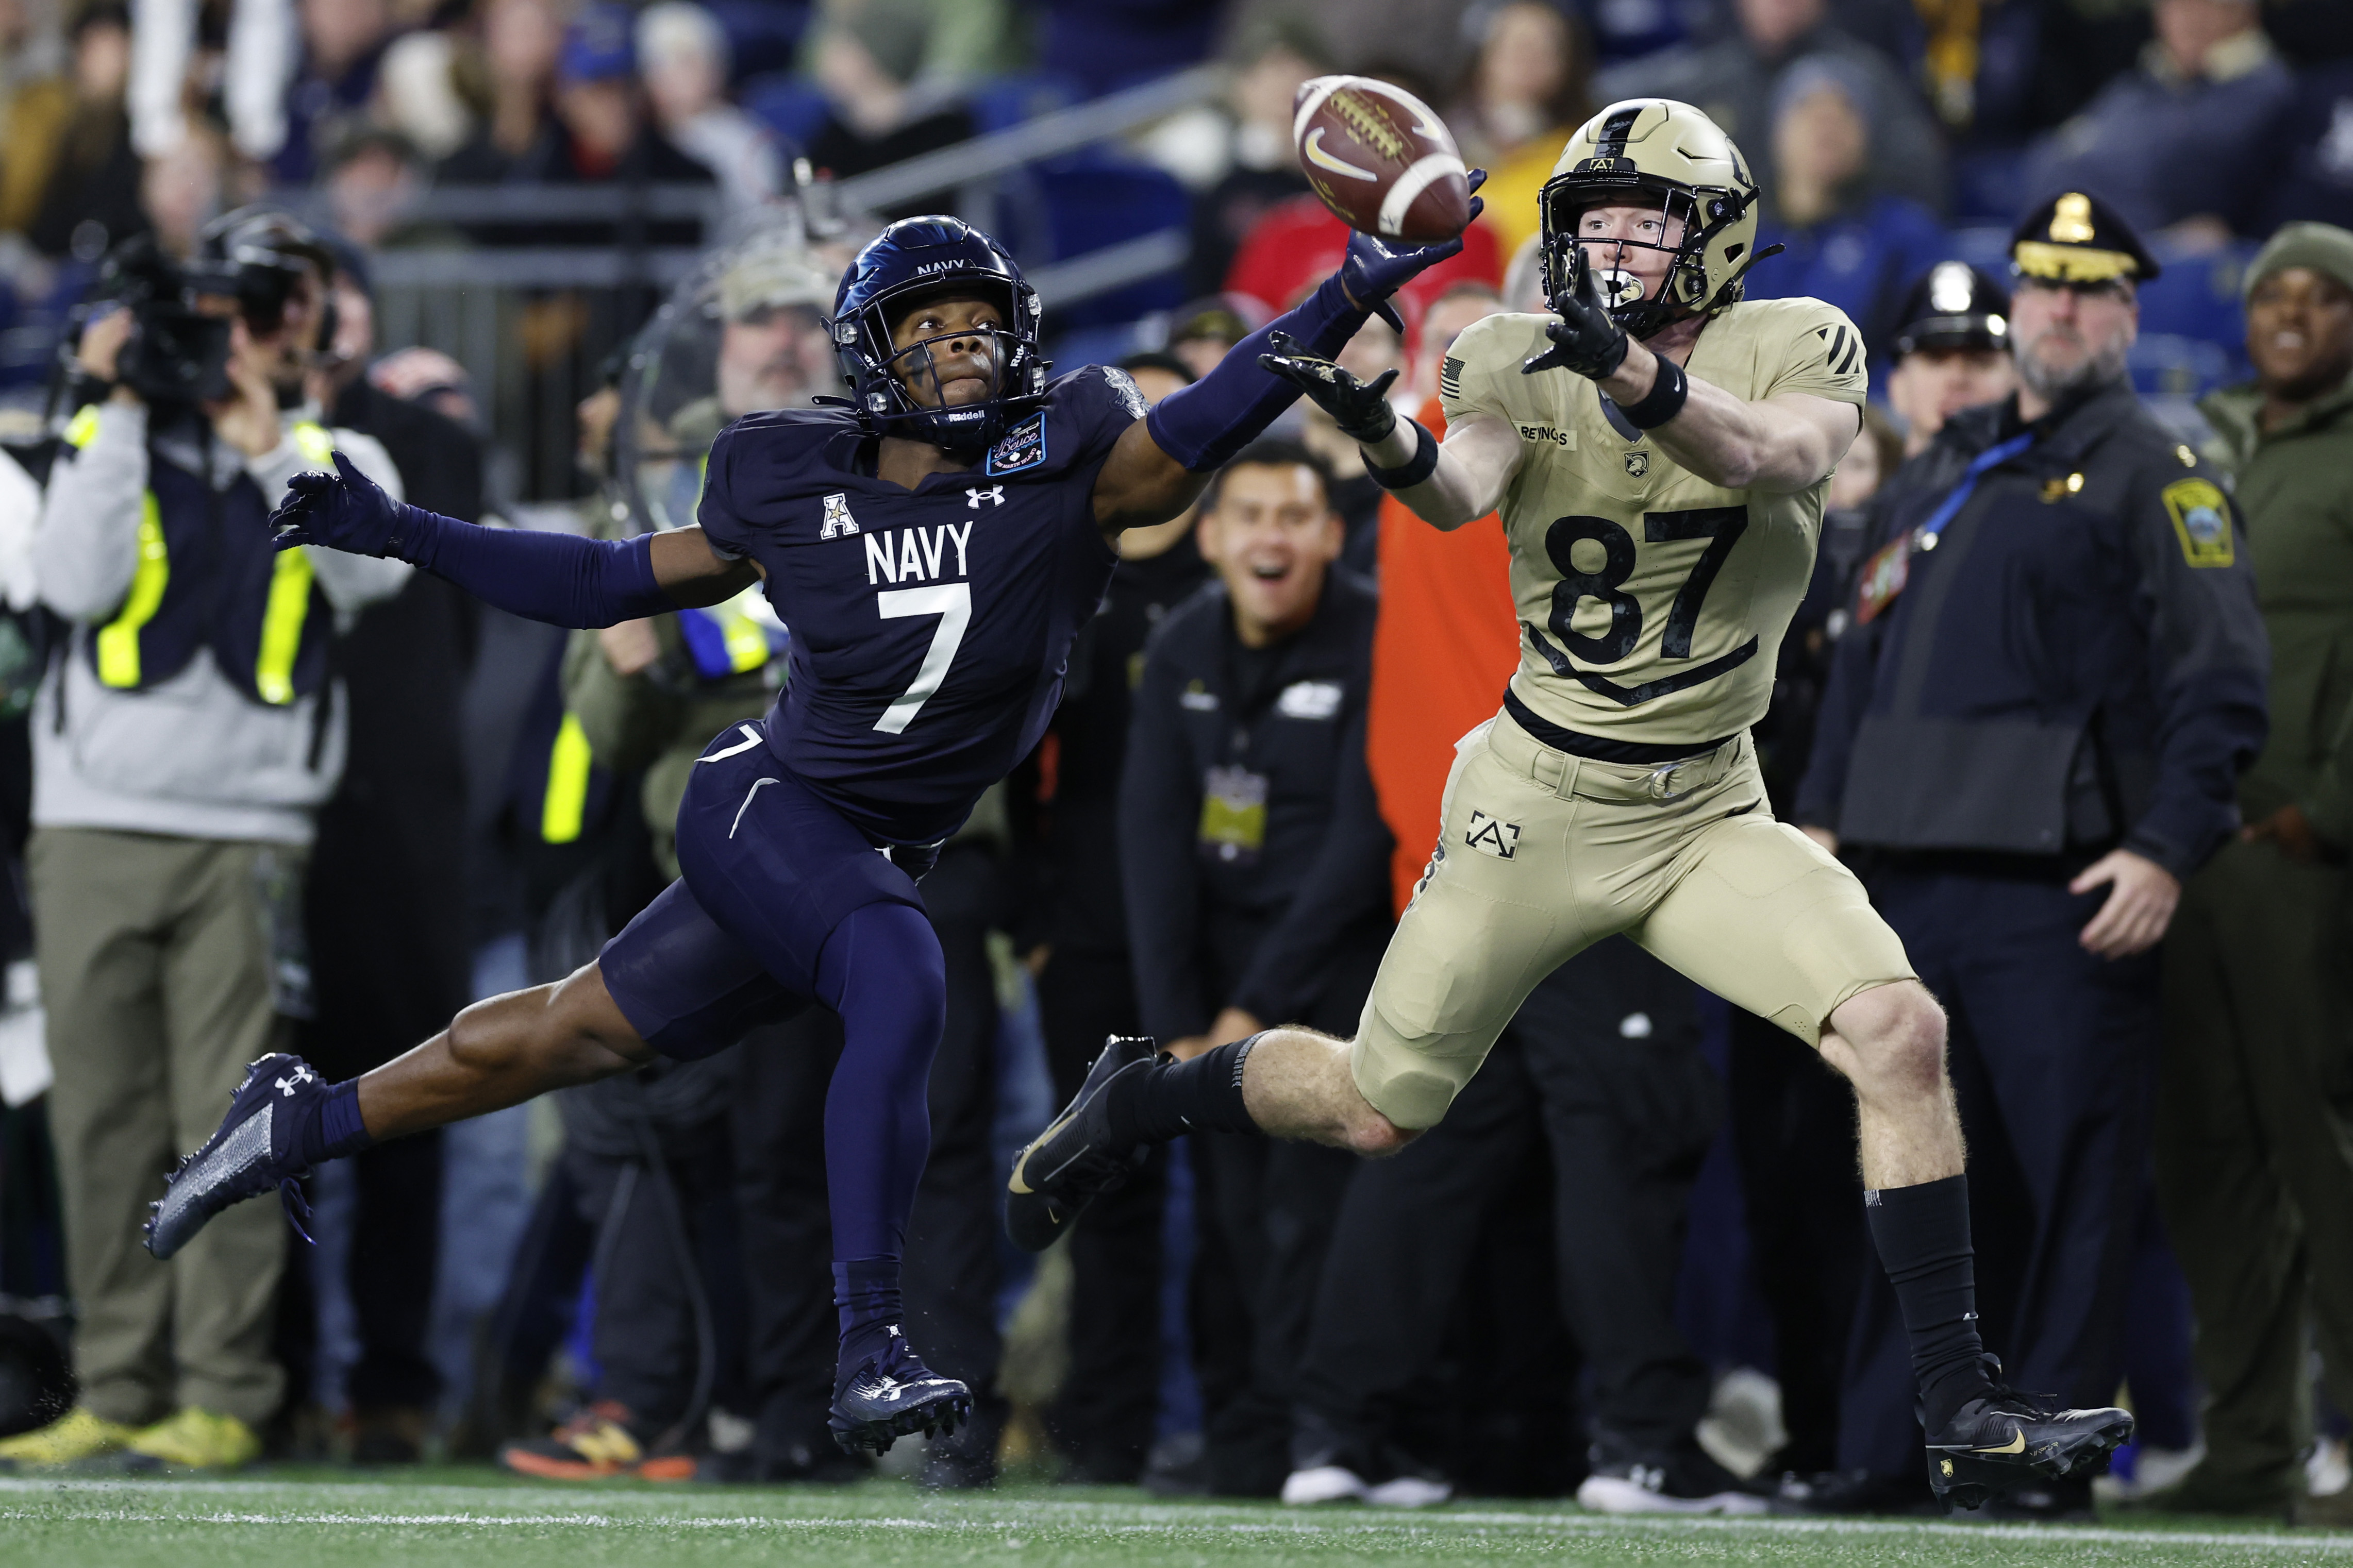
[1439,298,1870,745]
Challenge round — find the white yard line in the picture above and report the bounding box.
[0,1483,2344,1553]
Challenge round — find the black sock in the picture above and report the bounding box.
[1864,1174,1994,1431]
[1105,1035,1263,1145]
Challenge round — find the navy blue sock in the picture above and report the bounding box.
[1106,1034,1262,1146]
[297,1080,374,1167]
[813,901,946,1359]
[833,1256,905,1370]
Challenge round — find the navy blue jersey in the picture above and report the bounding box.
[699,363,1147,845]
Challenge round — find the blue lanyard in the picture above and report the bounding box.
[1913,432,2035,551]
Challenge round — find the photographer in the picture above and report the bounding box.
[0,212,408,1472]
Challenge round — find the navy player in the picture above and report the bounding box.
[139,210,1476,1455]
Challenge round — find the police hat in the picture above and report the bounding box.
[2010,190,2162,285]
[1894,261,2010,359]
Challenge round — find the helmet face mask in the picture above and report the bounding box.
[1537,100,1763,342]
[830,218,1048,452]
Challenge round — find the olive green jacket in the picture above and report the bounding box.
[2199,373,2353,840]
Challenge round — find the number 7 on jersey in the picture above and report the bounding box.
[873,584,971,733]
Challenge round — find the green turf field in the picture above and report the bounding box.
[5,1473,2353,1568]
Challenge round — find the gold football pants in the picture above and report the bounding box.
[1353,709,1916,1128]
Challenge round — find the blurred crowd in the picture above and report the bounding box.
[0,0,2350,1528]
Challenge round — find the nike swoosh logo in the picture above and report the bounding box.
[1973,1429,2026,1455]
[1304,128,1379,183]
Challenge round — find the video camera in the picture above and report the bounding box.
[83,235,240,408]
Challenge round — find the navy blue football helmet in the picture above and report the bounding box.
[829,216,1048,450]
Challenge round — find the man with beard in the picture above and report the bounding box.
[1794,191,2269,1519]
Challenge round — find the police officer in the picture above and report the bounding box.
[2154,221,2353,1524]
[1794,192,2271,1518]
[1882,263,2018,462]
[1120,437,1391,1496]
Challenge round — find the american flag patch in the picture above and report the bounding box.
[1440,355,1464,399]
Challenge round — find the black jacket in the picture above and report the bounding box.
[1121,571,1391,1040]
[1797,382,2268,879]
[299,381,484,1076]
[1018,534,1211,959]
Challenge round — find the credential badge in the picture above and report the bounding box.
[820,493,859,539]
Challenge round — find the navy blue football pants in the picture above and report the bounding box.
[596,721,948,1269]
[1838,861,2156,1479]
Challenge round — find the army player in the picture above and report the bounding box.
[1008,99,2132,1509]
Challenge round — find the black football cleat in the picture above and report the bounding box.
[828,1330,971,1457]
[1923,1365,2134,1512]
[145,1053,325,1260]
[1004,1034,1156,1253]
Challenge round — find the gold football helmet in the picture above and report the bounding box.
[1537,99,1766,338]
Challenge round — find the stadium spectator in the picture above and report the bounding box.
[22,3,142,263]
[296,234,483,1465]
[1446,1,1593,261]
[1745,57,1951,359]
[1880,262,2016,459]
[437,0,564,184]
[0,0,68,236]
[1222,0,1467,83]
[1795,193,2268,1520]
[637,2,785,216]
[268,0,399,187]
[1013,350,1211,1485]
[2154,221,2353,1525]
[1593,0,1949,213]
[528,6,711,191]
[1173,14,1327,301]
[1286,293,1733,1514]
[801,0,977,205]
[137,118,227,259]
[2024,0,2294,244]
[1165,297,1256,382]
[0,214,410,1472]
[1120,440,1389,1496]
[321,128,437,251]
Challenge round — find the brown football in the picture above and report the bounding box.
[1292,74,1471,245]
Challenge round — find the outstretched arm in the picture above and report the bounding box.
[269,451,758,628]
[1521,248,1859,494]
[1092,192,1484,534]
[1257,338,1523,530]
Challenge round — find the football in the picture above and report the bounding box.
[1292,74,1472,245]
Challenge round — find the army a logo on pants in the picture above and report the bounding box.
[1464,810,1521,859]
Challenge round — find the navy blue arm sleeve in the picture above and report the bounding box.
[1229,703,1395,1025]
[1118,637,1214,1042]
[403,514,676,630]
[1144,273,1369,473]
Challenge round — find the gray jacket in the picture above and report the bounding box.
[32,399,411,846]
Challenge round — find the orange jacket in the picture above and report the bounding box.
[1364,399,1519,915]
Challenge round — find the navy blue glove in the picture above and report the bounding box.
[1337,170,1486,333]
[269,450,428,559]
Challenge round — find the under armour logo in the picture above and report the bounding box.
[820,492,859,539]
[275,1065,316,1097]
[967,485,1004,509]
